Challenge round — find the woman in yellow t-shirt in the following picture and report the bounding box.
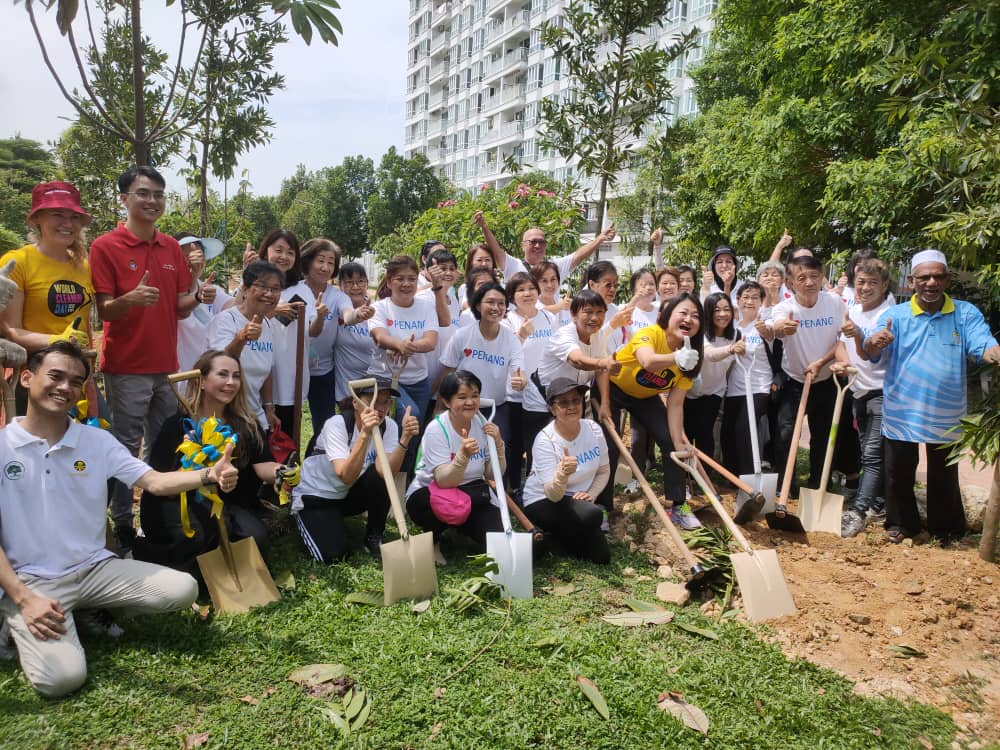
[0,181,94,352]
[602,292,705,528]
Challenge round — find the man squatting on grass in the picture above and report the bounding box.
[0,342,239,698]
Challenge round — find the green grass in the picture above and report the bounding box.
[0,533,955,749]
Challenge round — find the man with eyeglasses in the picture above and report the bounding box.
[475,212,616,281]
[864,250,1000,545]
[89,166,200,553]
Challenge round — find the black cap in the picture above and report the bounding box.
[546,377,590,404]
[356,377,400,398]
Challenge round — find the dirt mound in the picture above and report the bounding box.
[615,493,1000,742]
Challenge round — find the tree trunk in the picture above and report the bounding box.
[129,0,148,165]
[594,175,608,251]
[200,110,212,236]
[979,459,1000,562]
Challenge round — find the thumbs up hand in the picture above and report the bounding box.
[558,446,578,477]
[777,311,799,337]
[241,314,262,343]
[197,271,218,306]
[243,243,258,268]
[675,334,699,370]
[458,427,479,459]
[49,316,87,346]
[401,405,420,441]
[868,317,894,353]
[128,270,160,307]
[510,367,527,391]
[208,441,239,490]
[0,258,17,311]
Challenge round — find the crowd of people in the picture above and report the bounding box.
[0,169,997,698]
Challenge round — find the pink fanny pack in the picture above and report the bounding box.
[428,481,472,526]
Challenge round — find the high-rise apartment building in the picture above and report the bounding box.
[404,0,715,205]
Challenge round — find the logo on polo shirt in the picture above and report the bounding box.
[129,260,137,270]
[3,461,25,480]
[73,460,87,472]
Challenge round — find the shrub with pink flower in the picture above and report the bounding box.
[515,183,532,198]
[509,201,519,209]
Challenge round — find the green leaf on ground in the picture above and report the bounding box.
[576,676,610,720]
[345,591,385,607]
[887,644,927,659]
[287,664,349,687]
[602,610,674,627]
[624,598,666,612]
[411,599,431,614]
[674,622,720,640]
[274,569,296,590]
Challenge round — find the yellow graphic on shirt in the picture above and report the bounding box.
[611,324,694,399]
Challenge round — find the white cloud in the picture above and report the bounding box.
[0,3,406,196]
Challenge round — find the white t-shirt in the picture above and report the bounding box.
[0,420,149,579]
[690,336,736,398]
[369,296,439,385]
[417,287,461,393]
[537,298,572,328]
[287,281,353,376]
[770,293,846,383]
[334,313,377,403]
[503,308,558,404]
[406,412,496,504]
[503,252,574,283]
[177,287,233,372]
[521,419,609,507]
[293,414,400,505]
[441,324,524,406]
[727,322,773,397]
[207,307,276,427]
[271,287,317,406]
[705,281,744,307]
[842,298,893,396]
[529,323,609,412]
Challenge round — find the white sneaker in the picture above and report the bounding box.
[76,609,125,639]
[669,504,702,530]
[600,512,611,534]
[625,479,640,495]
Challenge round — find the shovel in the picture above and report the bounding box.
[167,371,280,614]
[694,449,767,525]
[765,372,812,533]
[349,378,437,605]
[292,307,306,449]
[733,349,778,518]
[672,452,796,622]
[798,368,857,535]
[602,417,719,591]
[479,398,533,599]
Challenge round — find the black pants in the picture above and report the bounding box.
[683,394,723,459]
[601,383,687,511]
[523,496,609,564]
[721,392,771,477]
[884,438,965,539]
[775,377,860,497]
[406,481,503,550]
[502,401,526,491]
[295,465,391,562]
[521,409,553,479]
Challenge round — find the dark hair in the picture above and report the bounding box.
[703,292,735,342]
[736,280,765,302]
[464,244,496,287]
[676,265,696,284]
[657,292,704,378]
[629,267,656,294]
[787,254,823,274]
[845,248,878,287]
[242,260,284,288]
[656,266,680,288]
[376,255,420,300]
[505,271,539,306]
[855,258,891,287]
[531,260,561,285]
[584,260,618,286]
[26,340,91,380]
[710,246,739,292]
[469,282,506,321]
[257,229,302,287]
[465,266,498,296]
[420,239,446,264]
[117,165,166,193]
[338,261,367,284]
[789,245,814,262]
[300,237,341,278]
[427,248,458,268]
[570,288,607,315]
[439,369,482,400]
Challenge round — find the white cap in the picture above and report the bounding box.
[177,236,225,260]
[910,249,947,271]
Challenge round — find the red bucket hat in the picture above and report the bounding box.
[27,181,93,225]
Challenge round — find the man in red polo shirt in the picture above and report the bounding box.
[89,166,199,552]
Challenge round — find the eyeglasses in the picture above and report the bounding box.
[913,273,947,283]
[126,189,166,201]
[552,396,583,409]
[524,238,547,246]
[342,278,368,287]
[250,282,282,295]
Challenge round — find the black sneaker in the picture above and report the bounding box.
[841,510,866,538]
[115,524,136,554]
[76,609,125,639]
[364,534,384,562]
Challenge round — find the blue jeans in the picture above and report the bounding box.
[853,391,884,513]
[397,379,431,475]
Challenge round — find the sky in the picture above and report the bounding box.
[0,3,408,196]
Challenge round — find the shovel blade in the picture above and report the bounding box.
[799,489,844,535]
[731,550,796,622]
[738,472,779,516]
[382,531,438,606]
[197,538,280,615]
[764,506,806,533]
[486,531,534,599]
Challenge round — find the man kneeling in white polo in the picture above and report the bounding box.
[0,341,238,698]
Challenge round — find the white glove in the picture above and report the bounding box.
[0,338,27,368]
[675,335,699,371]
[0,259,17,312]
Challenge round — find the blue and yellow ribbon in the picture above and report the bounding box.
[69,399,110,430]
[175,416,238,538]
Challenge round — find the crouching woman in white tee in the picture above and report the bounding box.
[405,371,504,562]
[521,378,610,565]
[293,378,419,563]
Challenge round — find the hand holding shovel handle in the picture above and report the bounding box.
[776,372,813,517]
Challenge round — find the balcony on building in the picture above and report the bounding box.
[430,29,451,56]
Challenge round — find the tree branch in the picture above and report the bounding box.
[147,0,193,136]
[66,23,135,138]
[148,2,214,140]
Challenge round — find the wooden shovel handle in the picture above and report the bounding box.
[292,311,306,449]
[167,370,202,417]
[694,448,757,497]
[778,372,813,505]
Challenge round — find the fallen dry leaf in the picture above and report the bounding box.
[576,676,610,720]
[238,695,260,705]
[658,691,709,734]
[429,721,442,740]
[433,687,446,700]
[262,686,277,698]
[287,663,349,687]
[412,599,431,614]
[602,610,674,627]
[551,583,578,596]
[183,731,210,749]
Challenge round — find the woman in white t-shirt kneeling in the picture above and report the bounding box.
[294,378,419,562]
[405,371,505,562]
[521,378,610,564]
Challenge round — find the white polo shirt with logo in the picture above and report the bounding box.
[0,419,149,581]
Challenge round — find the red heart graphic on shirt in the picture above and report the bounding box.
[463,348,472,357]
[386,319,394,326]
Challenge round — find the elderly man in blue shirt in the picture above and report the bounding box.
[865,250,1000,544]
